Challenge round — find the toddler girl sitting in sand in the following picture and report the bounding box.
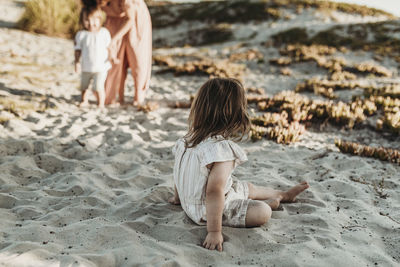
[74,6,111,108]
[169,78,309,252]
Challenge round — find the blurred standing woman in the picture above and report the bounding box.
[98,0,152,106]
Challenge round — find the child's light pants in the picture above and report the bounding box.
[81,71,108,92]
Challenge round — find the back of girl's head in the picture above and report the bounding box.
[185,77,250,147]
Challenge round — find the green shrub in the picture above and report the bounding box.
[18,0,81,38]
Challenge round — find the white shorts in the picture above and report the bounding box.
[221,180,251,227]
[80,71,107,92]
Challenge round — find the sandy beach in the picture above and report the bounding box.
[1,0,400,266]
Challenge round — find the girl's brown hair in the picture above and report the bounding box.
[185,78,250,147]
[79,5,102,30]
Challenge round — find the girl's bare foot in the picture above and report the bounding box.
[281,181,309,203]
[266,198,281,210]
[79,101,89,108]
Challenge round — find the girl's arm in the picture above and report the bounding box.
[168,185,180,205]
[203,160,234,252]
[74,50,81,73]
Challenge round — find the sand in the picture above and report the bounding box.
[0,1,400,266]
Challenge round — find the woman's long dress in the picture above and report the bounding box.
[103,0,152,104]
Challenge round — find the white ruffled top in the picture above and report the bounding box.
[172,135,247,224]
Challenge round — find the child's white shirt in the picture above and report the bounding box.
[74,27,111,73]
[172,136,247,224]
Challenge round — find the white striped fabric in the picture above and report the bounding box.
[172,135,247,224]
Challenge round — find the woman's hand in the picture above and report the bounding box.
[108,40,120,64]
[203,231,223,252]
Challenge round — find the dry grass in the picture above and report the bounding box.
[0,97,37,117]
[0,95,53,120]
[18,0,81,38]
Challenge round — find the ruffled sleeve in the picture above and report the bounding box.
[172,138,185,155]
[74,31,83,50]
[102,28,111,46]
[200,139,247,168]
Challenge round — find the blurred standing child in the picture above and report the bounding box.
[74,6,111,108]
[169,78,309,252]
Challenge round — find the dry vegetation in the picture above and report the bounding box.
[246,82,398,145]
[274,44,393,77]
[248,87,399,146]
[153,54,246,80]
[0,95,53,124]
[18,0,81,38]
[335,140,400,165]
[266,41,400,137]
[229,49,264,62]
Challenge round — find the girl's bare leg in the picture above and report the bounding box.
[245,200,272,227]
[95,90,105,108]
[118,74,126,105]
[245,182,309,227]
[79,90,89,107]
[248,181,309,209]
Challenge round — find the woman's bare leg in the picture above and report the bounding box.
[117,68,127,105]
[126,42,151,106]
[104,44,127,105]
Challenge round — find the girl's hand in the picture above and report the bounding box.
[168,196,180,205]
[203,231,223,252]
[110,38,118,49]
